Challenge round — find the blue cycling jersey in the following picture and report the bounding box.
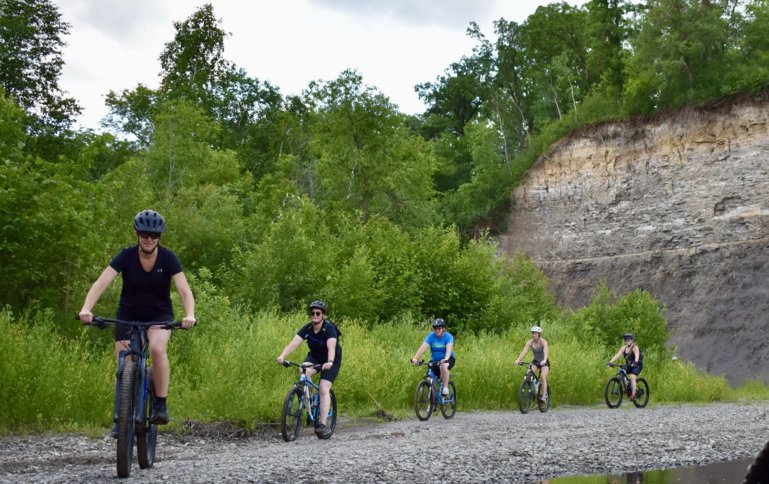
[424,331,455,361]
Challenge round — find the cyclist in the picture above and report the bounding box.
[410,318,455,397]
[276,300,341,439]
[79,210,196,433]
[514,325,550,402]
[608,333,643,400]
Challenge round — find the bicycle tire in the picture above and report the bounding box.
[518,379,533,414]
[632,378,650,408]
[281,387,304,442]
[440,381,457,419]
[537,384,551,413]
[137,367,157,469]
[117,360,138,478]
[414,380,434,421]
[604,377,623,409]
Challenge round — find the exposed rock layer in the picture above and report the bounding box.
[498,97,769,384]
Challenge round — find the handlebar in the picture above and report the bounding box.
[279,360,322,370]
[76,315,185,330]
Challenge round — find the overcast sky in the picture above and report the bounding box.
[55,0,587,131]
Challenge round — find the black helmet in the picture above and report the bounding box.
[432,318,446,328]
[624,333,634,340]
[309,300,327,314]
[134,210,166,233]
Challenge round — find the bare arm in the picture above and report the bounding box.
[608,347,624,364]
[78,266,119,323]
[541,339,549,362]
[442,342,454,363]
[322,337,338,370]
[514,340,532,365]
[411,342,430,364]
[276,335,304,363]
[172,272,196,328]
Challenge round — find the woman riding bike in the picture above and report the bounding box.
[514,325,550,402]
[410,318,455,397]
[608,332,643,400]
[276,300,341,439]
[79,210,196,433]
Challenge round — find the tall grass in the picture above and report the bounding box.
[0,306,762,434]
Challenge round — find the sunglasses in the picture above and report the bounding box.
[138,232,161,240]
[310,310,323,316]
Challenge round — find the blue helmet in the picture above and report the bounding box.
[134,210,166,233]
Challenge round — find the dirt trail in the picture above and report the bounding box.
[1,402,767,482]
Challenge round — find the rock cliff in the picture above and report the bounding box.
[498,96,769,384]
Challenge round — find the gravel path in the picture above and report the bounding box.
[1,402,768,482]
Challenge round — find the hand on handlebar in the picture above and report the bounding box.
[411,358,419,365]
[78,311,93,324]
[181,316,196,329]
[276,356,285,365]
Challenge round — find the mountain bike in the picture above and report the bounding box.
[604,363,649,408]
[413,360,457,421]
[279,361,337,442]
[517,361,551,414]
[80,316,183,478]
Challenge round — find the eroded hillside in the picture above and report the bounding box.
[499,96,769,384]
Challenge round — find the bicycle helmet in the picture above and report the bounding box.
[530,325,543,334]
[624,333,634,340]
[134,210,166,233]
[309,300,327,314]
[432,318,446,328]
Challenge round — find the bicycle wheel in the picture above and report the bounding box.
[632,378,650,408]
[414,380,434,421]
[281,387,304,442]
[604,377,624,409]
[518,379,533,414]
[117,360,138,477]
[537,384,551,413]
[137,367,157,469]
[440,381,457,419]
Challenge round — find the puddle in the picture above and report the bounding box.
[536,458,753,483]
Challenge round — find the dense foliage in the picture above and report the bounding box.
[2,1,768,430]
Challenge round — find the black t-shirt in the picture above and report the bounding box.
[110,245,183,322]
[297,320,342,362]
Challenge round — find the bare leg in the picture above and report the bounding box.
[147,327,171,397]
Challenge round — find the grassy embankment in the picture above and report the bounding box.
[3,306,767,435]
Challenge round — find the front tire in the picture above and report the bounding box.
[414,380,434,421]
[518,379,533,414]
[604,377,624,409]
[632,378,650,408]
[137,367,157,469]
[281,387,304,442]
[440,381,457,419]
[117,360,138,478]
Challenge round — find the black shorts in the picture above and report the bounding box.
[628,363,642,375]
[532,359,550,369]
[305,353,342,384]
[115,324,171,342]
[429,357,455,376]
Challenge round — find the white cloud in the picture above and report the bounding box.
[54,0,587,131]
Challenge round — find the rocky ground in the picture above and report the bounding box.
[1,402,768,483]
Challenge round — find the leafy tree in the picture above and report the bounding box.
[624,0,738,113]
[307,70,437,226]
[0,0,80,129]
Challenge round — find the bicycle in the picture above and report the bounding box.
[604,363,649,408]
[79,316,184,478]
[516,361,551,414]
[279,361,337,441]
[412,360,457,421]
